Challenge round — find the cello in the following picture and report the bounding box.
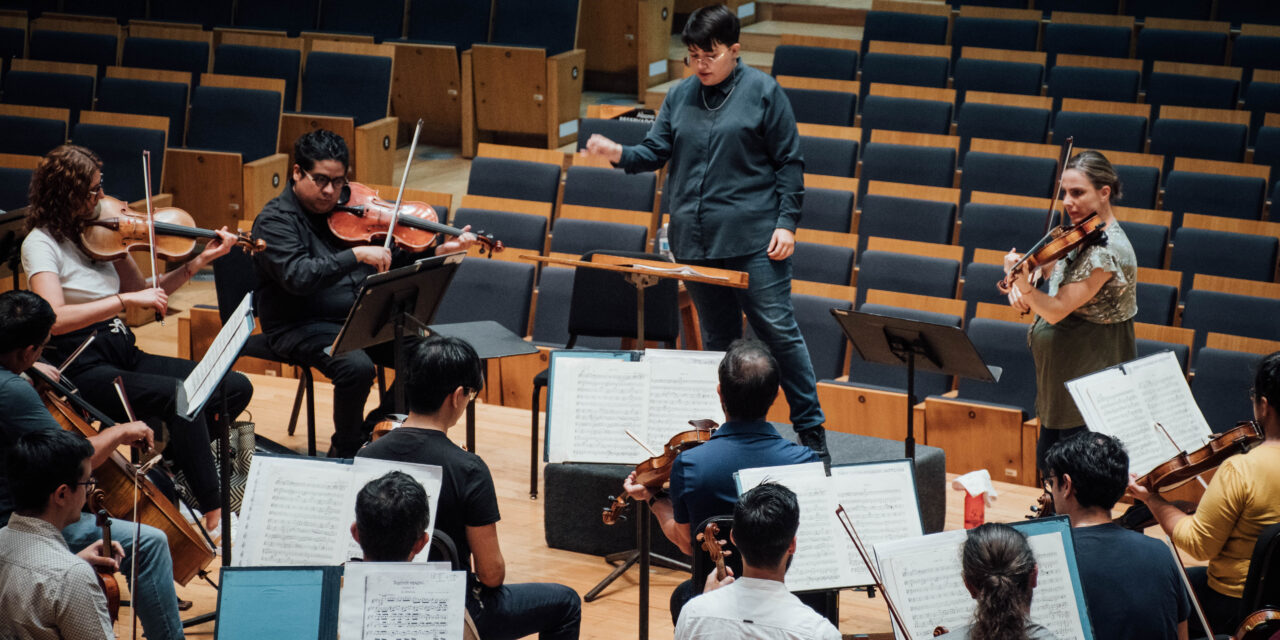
[29,366,215,585]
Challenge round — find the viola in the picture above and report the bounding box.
[329,182,503,255]
[1236,608,1280,640]
[601,419,717,525]
[29,366,215,585]
[998,212,1108,293]
[80,195,264,262]
[89,495,121,622]
[697,522,728,582]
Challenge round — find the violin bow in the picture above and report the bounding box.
[1042,136,1074,237]
[836,505,914,640]
[141,150,163,326]
[57,330,96,374]
[382,118,425,252]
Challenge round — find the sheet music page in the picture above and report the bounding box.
[1067,366,1176,477]
[235,456,351,566]
[180,292,254,419]
[547,357,650,463]
[830,461,925,586]
[338,563,460,640]
[1123,351,1214,450]
[346,457,445,563]
[735,462,850,592]
[642,349,725,444]
[1026,531,1087,640]
[360,571,465,640]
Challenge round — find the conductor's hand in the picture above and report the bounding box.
[352,246,392,273]
[582,134,623,165]
[622,470,653,502]
[767,228,795,261]
[703,566,735,594]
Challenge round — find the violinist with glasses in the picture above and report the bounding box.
[1001,150,1138,472]
[21,145,252,540]
[250,130,475,458]
[1128,351,1280,637]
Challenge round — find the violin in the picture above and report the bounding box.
[89,496,121,622]
[998,212,1108,293]
[81,195,264,262]
[697,522,729,582]
[329,182,503,255]
[370,414,406,441]
[602,419,718,525]
[29,366,215,585]
[1135,421,1264,495]
[1236,608,1280,639]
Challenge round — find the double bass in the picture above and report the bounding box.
[30,367,215,585]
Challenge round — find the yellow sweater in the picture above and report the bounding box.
[1172,444,1280,598]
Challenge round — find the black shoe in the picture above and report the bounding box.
[797,426,830,462]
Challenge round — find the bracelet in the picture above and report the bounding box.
[115,294,126,312]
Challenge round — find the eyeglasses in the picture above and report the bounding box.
[1042,475,1058,492]
[88,180,104,195]
[76,477,97,491]
[300,168,349,191]
[683,49,730,68]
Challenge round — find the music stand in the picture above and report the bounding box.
[830,308,1000,459]
[330,253,463,414]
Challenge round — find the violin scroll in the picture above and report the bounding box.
[697,522,729,582]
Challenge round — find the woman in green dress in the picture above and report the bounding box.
[1002,150,1138,471]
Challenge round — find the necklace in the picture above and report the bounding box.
[700,76,738,111]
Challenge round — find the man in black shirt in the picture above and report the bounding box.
[1044,432,1190,640]
[358,335,581,639]
[251,130,474,457]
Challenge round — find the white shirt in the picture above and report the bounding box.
[0,514,114,640]
[674,577,842,640]
[21,226,120,304]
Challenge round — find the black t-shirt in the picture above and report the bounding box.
[356,427,500,571]
[1072,523,1190,640]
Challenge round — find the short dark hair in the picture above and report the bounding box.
[1043,431,1129,510]
[733,482,800,568]
[1254,351,1280,411]
[681,4,740,51]
[718,339,779,420]
[7,429,94,513]
[0,290,55,355]
[354,471,430,562]
[404,335,484,415]
[293,129,349,173]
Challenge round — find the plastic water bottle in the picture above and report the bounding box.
[655,223,672,260]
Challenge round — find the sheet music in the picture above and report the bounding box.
[643,350,725,444]
[735,460,923,592]
[179,292,254,420]
[339,563,463,640]
[875,522,1091,640]
[1067,351,1213,477]
[236,456,351,567]
[547,357,650,463]
[345,457,444,563]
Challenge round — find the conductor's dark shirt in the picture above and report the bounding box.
[614,59,805,260]
[251,184,411,354]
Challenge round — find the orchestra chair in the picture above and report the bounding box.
[772,45,858,82]
[853,237,961,306]
[797,187,855,234]
[954,93,1052,157]
[958,192,1060,264]
[163,73,288,233]
[149,0,233,29]
[463,153,563,225]
[954,46,1045,110]
[1046,55,1142,112]
[858,84,953,146]
[576,0,673,99]
[958,143,1057,205]
[1041,12,1132,68]
[860,0,951,59]
[1219,1,1280,27]
[1128,0,1212,21]
[1134,266,1182,326]
[397,0,488,145]
[70,111,167,204]
[210,245,320,456]
[1191,335,1275,432]
[27,15,120,70]
[1181,276,1280,354]
[1170,228,1278,293]
[1239,522,1280,624]
[857,130,958,203]
[762,282,859,424]
[406,0,489,53]
[3,59,96,125]
[924,309,1040,487]
[1145,61,1241,112]
[318,0,405,41]
[1051,99,1151,155]
[577,117,653,151]
[1096,149,1164,211]
[546,218,648,260]
[950,7,1040,62]
[453,208,548,258]
[859,41,950,101]
[858,181,958,250]
[1135,18,1230,89]
[959,260,1010,322]
[234,0,319,36]
[0,104,67,156]
[1236,27,1280,89]
[529,249,680,498]
[1255,116,1280,197]
[1150,106,1251,181]
[791,230,857,287]
[799,134,859,179]
[213,32,304,112]
[0,10,29,77]
[98,67,191,149]
[561,165,657,216]
[1163,159,1270,229]
[460,0,586,157]
[121,23,213,78]
[0,153,38,210]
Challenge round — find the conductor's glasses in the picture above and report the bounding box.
[684,49,729,68]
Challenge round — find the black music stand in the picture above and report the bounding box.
[830,308,1000,459]
[330,253,463,414]
[428,320,538,452]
